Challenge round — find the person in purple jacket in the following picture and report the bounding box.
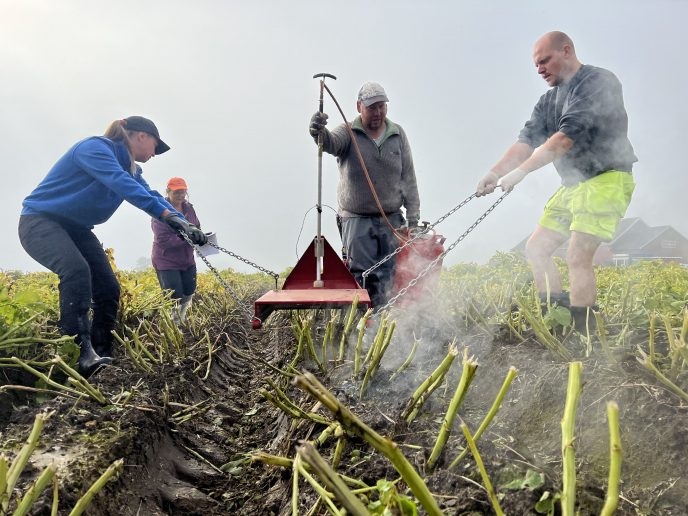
[151,177,202,322]
[19,116,207,376]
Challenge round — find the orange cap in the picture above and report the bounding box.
[167,177,188,191]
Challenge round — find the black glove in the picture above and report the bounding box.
[188,225,208,245]
[163,214,207,245]
[407,219,419,228]
[309,112,328,137]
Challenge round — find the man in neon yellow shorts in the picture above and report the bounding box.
[475,31,636,331]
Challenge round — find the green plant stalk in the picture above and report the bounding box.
[663,314,681,379]
[600,402,622,516]
[353,308,373,376]
[52,357,106,403]
[251,451,293,469]
[303,320,324,372]
[331,426,345,470]
[120,335,152,373]
[3,411,54,513]
[681,308,688,345]
[0,313,42,341]
[297,441,368,516]
[0,455,8,507]
[637,351,688,402]
[460,422,504,516]
[450,366,517,468]
[298,468,341,516]
[0,336,75,351]
[6,358,86,400]
[364,316,388,365]
[129,326,157,362]
[360,320,396,398]
[51,474,58,516]
[560,361,582,516]
[648,313,656,362]
[13,463,57,516]
[389,335,419,382]
[593,313,615,363]
[250,452,367,489]
[338,295,359,361]
[68,459,124,516]
[315,423,339,447]
[321,320,333,367]
[427,351,478,471]
[264,379,330,424]
[403,343,458,423]
[294,372,443,516]
[292,454,300,516]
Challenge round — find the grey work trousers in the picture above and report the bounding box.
[340,213,404,308]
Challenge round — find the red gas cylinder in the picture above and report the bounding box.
[392,227,446,307]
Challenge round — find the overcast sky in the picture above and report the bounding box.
[2,0,686,274]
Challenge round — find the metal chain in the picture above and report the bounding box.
[205,242,280,288]
[371,191,511,317]
[178,233,256,322]
[362,193,476,282]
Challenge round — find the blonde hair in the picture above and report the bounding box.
[103,120,138,174]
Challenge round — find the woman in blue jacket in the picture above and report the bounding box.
[18,116,207,376]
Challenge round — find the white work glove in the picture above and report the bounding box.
[498,168,529,193]
[476,171,500,197]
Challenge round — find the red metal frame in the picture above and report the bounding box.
[253,237,371,328]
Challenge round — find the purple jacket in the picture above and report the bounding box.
[151,201,201,270]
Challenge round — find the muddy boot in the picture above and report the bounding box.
[76,317,112,377]
[570,306,598,334]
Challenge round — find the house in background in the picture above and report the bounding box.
[511,217,688,266]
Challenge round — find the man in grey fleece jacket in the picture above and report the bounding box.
[309,81,421,308]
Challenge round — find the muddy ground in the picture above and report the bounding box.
[1,302,687,515]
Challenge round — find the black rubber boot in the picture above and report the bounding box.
[91,326,115,358]
[569,306,598,334]
[76,317,112,377]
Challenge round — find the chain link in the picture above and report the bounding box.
[361,193,476,281]
[371,191,510,317]
[178,233,256,322]
[205,242,280,288]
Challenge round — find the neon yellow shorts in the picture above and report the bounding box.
[539,171,635,241]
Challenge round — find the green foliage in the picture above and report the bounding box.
[500,468,545,491]
[367,479,418,516]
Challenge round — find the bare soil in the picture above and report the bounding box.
[1,306,687,515]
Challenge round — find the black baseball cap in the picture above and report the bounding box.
[123,116,170,155]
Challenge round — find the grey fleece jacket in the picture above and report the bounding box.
[316,116,420,221]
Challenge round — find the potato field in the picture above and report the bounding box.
[1,253,687,515]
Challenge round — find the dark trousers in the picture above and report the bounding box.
[155,266,197,301]
[18,215,120,340]
[340,213,404,308]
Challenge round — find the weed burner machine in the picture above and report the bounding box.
[252,74,371,328]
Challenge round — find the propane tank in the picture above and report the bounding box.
[392,225,446,307]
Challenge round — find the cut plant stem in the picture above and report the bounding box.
[68,459,124,516]
[460,422,504,516]
[338,295,359,361]
[600,401,622,516]
[427,349,478,471]
[450,366,517,468]
[403,341,458,423]
[297,441,369,515]
[360,320,396,399]
[389,334,419,382]
[13,463,57,516]
[560,361,582,516]
[293,372,443,516]
[353,308,373,376]
[2,410,54,514]
[636,349,688,402]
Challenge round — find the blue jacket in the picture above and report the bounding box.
[22,137,178,228]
